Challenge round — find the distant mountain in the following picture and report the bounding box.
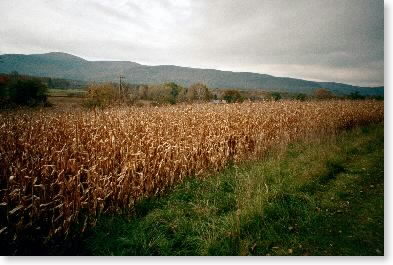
[0,52,383,96]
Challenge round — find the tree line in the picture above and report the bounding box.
[85,82,221,108]
[0,72,382,109]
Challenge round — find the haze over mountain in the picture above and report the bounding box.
[0,52,383,96]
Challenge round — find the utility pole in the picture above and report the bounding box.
[119,75,125,98]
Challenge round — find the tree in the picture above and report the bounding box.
[223,90,243,103]
[147,84,171,103]
[348,91,365,100]
[0,75,8,100]
[188,83,212,102]
[314,88,334,99]
[271,92,282,101]
[9,71,19,80]
[295,93,307,101]
[202,86,213,101]
[165,82,181,104]
[47,78,54,89]
[187,85,198,101]
[8,79,48,106]
[85,83,117,108]
[138,85,149,100]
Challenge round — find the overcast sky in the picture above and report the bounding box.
[0,0,384,86]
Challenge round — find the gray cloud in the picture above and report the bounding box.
[0,0,384,86]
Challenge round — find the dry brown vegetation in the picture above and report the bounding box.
[0,100,383,247]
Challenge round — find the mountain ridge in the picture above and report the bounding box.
[0,52,383,96]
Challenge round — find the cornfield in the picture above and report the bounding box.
[0,100,384,247]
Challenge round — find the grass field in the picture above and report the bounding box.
[79,123,384,256]
[48,88,86,97]
[48,96,86,110]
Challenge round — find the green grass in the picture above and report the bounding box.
[48,88,86,97]
[76,123,384,256]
